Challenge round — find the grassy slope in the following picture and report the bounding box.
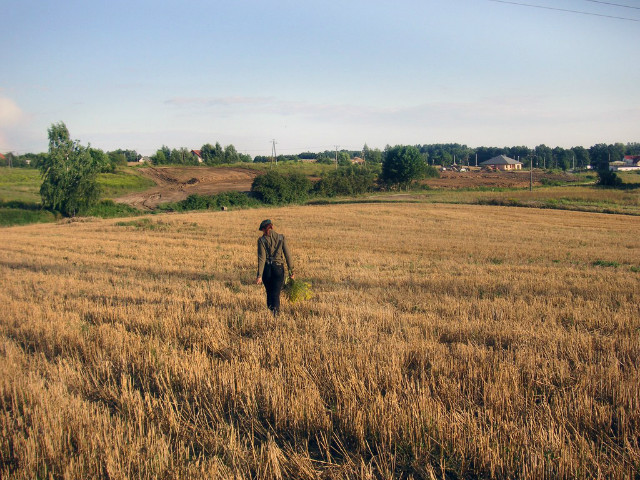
[97,168,157,198]
[0,167,156,226]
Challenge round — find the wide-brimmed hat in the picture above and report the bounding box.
[259,219,272,230]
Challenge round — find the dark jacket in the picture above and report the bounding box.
[257,230,294,278]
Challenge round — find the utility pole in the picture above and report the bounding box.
[334,145,339,170]
[530,154,534,192]
[271,139,278,167]
[475,153,478,167]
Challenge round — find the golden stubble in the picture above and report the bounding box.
[1,203,639,479]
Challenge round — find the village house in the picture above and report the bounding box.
[479,155,523,171]
[190,150,204,163]
[610,155,640,171]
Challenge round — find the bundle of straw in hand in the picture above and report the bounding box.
[284,277,313,303]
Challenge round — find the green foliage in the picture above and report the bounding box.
[592,260,620,268]
[0,167,42,203]
[80,199,142,218]
[0,205,56,226]
[424,165,440,179]
[96,170,156,198]
[158,191,259,212]
[39,122,101,216]
[596,169,623,187]
[251,171,312,204]
[381,145,426,189]
[201,142,225,165]
[108,149,139,164]
[362,144,383,164]
[313,165,377,197]
[284,277,313,303]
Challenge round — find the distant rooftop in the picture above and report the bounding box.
[479,155,522,166]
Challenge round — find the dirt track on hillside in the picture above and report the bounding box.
[115,167,583,210]
[115,167,260,210]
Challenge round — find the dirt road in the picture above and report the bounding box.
[115,166,260,210]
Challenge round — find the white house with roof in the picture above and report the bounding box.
[610,155,640,171]
[479,155,523,171]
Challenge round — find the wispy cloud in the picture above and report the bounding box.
[0,96,26,126]
[164,93,565,126]
[165,96,276,108]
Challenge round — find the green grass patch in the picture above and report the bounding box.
[157,191,260,212]
[0,206,56,227]
[81,199,143,218]
[114,217,200,232]
[0,167,42,203]
[97,169,156,197]
[592,260,620,268]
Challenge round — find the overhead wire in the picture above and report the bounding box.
[582,0,640,10]
[487,0,640,22]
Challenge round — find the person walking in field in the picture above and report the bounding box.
[256,219,294,316]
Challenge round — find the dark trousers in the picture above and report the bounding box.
[262,263,285,315]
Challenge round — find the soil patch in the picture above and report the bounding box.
[115,166,260,210]
[423,170,580,189]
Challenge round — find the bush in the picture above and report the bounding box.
[251,171,312,204]
[80,199,142,218]
[313,166,377,197]
[158,192,259,212]
[424,165,440,179]
[381,145,426,189]
[0,207,56,227]
[597,169,623,187]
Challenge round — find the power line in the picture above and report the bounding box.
[488,0,640,22]
[582,0,640,10]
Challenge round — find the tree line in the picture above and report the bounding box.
[4,138,639,172]
[10,122,640,217]
[152,143,252,165]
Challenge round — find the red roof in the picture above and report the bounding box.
[191,149,202,156]
[0,153,5,160]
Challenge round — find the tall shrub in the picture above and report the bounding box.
[251,171,312,204]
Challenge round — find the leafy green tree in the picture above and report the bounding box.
[251,171,312,204]
[625,142,640,155]
[314,165,377,197]
[200,143,216,163]
[571,146,589,169]
[108,149,138,164]
[534,144,552,169]
[107,150,128,169]
[362,144,383,164]
[337,152,351,167]
[224,144,239,163]
[211,142,225,164]
[381,145,426,189]
[589,143,622,186]
[89,148,113,173]
[39,122,101,216]
[152,145,171,164]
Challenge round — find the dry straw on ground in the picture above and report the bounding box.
[1,203,639,479]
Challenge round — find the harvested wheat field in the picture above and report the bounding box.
[1,203,639,479]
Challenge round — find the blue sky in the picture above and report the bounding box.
[1,0,638,156]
